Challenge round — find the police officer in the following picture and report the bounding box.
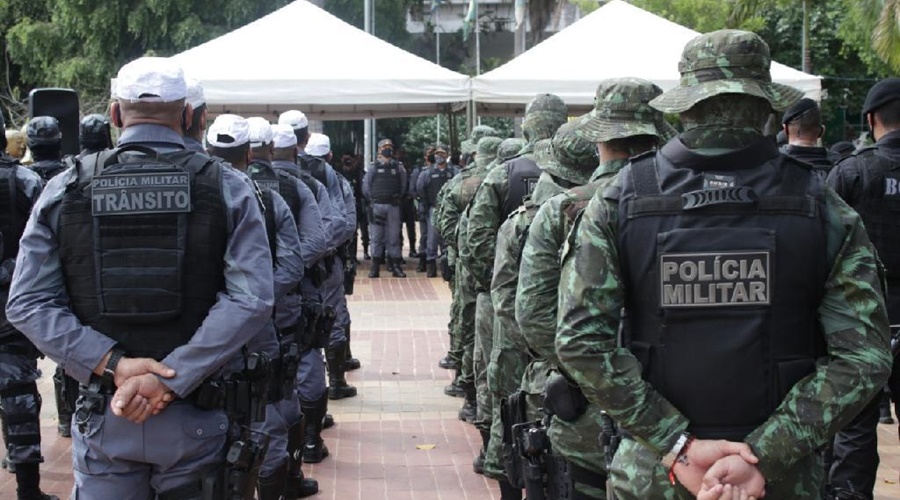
[0,111,55,500]
[181,78,207,153]
[556,31,892,499]
[7,57,276,499]
[78,114,113,157]
[268,125,337,465]
[25,116,66,182]
[416,145,457,277]
[206,114,311,500]
[340,154,369,261]
[827,78,900,500]
[516,78,672,500]
[781,97,835,180]
[412,146,435,271]
[401,147,419,261]
[305,133,359,397]
[247,117,326,498]
[363,138,407,278]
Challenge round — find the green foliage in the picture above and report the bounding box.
[630,0,765,33]
[402,115,513,157]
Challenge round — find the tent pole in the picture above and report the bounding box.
[364,0,374,167]
[474,0,480,126]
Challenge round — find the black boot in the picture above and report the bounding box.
[368,257,382,278]
[426,260,437,278]
[458,383,477,423]
[301,394,330,464]
[880,393,895,424]
[416,255,427,272]
[257,462,288,500]
[322,413,335,430]
[343,324,361,371]
[363,245,371,260]
[327,343,358,399]
[438,356,458,370]
[1,413,15,473]
[15,463,59,500]
[389,258,407,278]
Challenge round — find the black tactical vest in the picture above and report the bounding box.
[31,159,67,184]
[300,155,329,187]
[849,147,900,281]
[369,161,402,202]
[613,149,828,441]
[504,157,541,218]
[58,147,228,360]
[249,160,302,222]
[0,157,30,263]
[425,167,454,205]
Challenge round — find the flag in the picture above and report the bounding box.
[514,0,526,30]
[463,0,477,40]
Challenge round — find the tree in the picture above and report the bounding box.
[844,0,900,72]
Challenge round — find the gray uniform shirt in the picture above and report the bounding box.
[6,124,275,397]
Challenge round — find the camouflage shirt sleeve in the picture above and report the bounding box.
[556,191,689,455]
[517,196,568,364]
[434,176,463,248]
[466,166,509,291]
[745,188,892,482]
[491,211,531,353]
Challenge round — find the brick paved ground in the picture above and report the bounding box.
[1,254,899,499]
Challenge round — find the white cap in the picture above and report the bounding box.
[114,57,187,103]
[185,77,206,109]
[206,114,250,149]
[247,117,274,147]
[272,124,298,149]
[305,133,331,157]
[278,110,308,130]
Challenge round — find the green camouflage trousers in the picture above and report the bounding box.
[609,437,824,499]
[484,347,532,480]
[548,404,608,499]
[473,291,494,432]
[451,264,478,386]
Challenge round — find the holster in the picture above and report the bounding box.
[597,412,620,472]
[305,264,324,288]
[543,372,587,422]
[517,422,549,500]
[501,391,528,488]
[343,255,357,295]
[224,427,270,500]
[297,300,325,350]
[193,352,271,425]
[54,367,79,413]
[278,342,300,400]
[318,306,336,347]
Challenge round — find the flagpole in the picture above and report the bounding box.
[364,0,373,166]
[435,4,441,145]
[474,0,480,126]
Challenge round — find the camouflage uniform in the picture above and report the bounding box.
[432,137,503,392]
[464,95,567,438]
[555,31,893,499]
[483,124,600,482]
[514,78,671,499]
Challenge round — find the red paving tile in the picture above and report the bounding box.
[1,256,898,499]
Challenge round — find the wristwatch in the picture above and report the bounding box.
[660,432,692,470]
[102,348,126,386]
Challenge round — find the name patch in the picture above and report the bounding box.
[92,173,191,216]
[255,180,281,195]
[524,176,539,195]
[703,173,735,189]
[660,251,770,308]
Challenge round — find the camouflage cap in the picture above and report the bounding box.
[573,78,667,143]
[651,30,803,114]
[460,139,476,156]
[475,136,503,166]
[497,138,526,163]
[535,122,599,185]
[523,94,568,142]
[470,125,498,143]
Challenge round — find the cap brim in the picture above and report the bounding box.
[533,140,592,185]
[650,80,804,114]
[572,110,662,143]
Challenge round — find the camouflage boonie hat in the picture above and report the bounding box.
[651,30,803,114]
[497,138,526,163]
[476,136,503,166]
[535,122,599,185]
[460,140,476,156]
[523,94,568,141]
[573,78,668,143]
[471,125,498,143]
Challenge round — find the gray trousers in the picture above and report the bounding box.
[425,207,445,261]
[295,348,326,402]
[417,203,428,255]
[369,203,402,259]
[252,401,290,477]
[0,350,42,465]
[323,256,349,348]
[71,400,228,499]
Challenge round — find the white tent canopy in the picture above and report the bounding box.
[171,0,470,120]
[472,0,822,116]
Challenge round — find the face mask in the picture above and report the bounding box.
[381,148,393,157]
[342,159,353,166]
[435,156,446,164]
